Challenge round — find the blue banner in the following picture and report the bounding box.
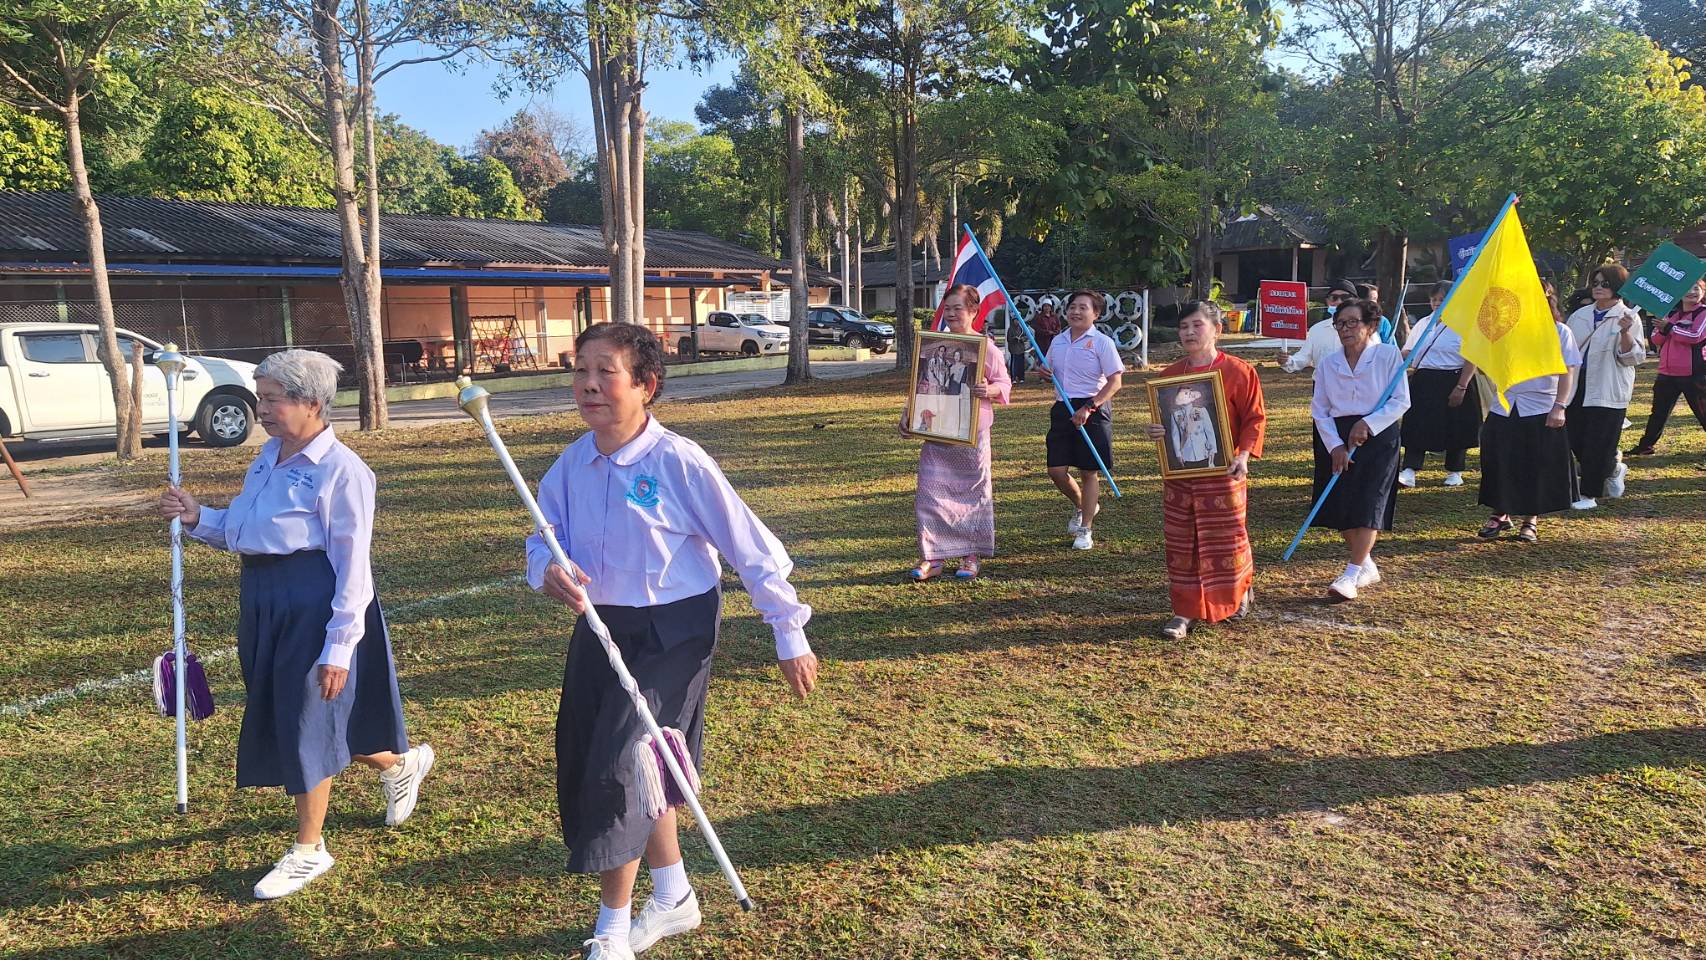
[1448,231,1485,278]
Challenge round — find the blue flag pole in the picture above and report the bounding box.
[960,226,1122,497]
[1281,193,1520,562]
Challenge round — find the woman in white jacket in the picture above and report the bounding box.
[1563,264,1645,509]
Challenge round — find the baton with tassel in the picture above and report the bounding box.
[455,377,755,912]
[151,344,215,814]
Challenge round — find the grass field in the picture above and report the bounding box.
[2,357,1704,959]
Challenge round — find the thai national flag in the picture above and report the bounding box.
[931,227,1008,332]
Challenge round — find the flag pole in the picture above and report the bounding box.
[1281,193,1520,561]
[961,226,1121,497]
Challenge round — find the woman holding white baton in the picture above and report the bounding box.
[528,322,818,959]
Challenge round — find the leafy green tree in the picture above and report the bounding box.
[1637,0,1705,71]
[0,103,67,190]
[372,115,452,214]
[141,88,330,206]
[1508,26,1706,281]
[441,151,536,220]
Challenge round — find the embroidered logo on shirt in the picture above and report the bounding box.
[626,474,660,508]
[285,467,316,490]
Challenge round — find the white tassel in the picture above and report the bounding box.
[633,734,669,820]
[152,653,169,716]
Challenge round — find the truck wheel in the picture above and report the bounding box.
[678,337,694,355]
[871,342,890,355]
[741,341,759,356]
[195,393,253,447]
[846,335,865,350]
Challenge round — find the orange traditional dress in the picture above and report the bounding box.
[1160,352,1266,623]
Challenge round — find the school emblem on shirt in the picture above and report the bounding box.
[626,474,660,508]
[285,467,316,490]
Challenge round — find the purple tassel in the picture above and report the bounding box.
[152,650,215,720]
[632,727,701,819]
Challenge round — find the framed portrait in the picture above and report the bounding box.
[905,330,987,446]
[1146,368,1234,480]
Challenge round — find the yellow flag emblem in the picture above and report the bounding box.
[1435,202,1564,408]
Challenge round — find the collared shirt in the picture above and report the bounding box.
[1402,313,1467,370]
[526,416,812,661]
[1489,322,1582,418]
[189,428,375,670]
[1310,341,1413,452]
[1279,319,1343,377]
[1044,326,1123,397]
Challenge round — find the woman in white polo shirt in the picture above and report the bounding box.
[1399,282,1483,488]
[1470,317,1583,542]
[1038,290,1124,550]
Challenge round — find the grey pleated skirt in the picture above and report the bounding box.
[556,586,721,873]
[236,550,409,795]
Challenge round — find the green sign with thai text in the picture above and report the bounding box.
[1619,241,1706,316]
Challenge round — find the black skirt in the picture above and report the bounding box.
[236,550,409,795]
[1479,412,1578,516]
[1046,398,1114,470]
[557,586,720,873]
[1401,368,1482,452]
[1311,415,1401,531]
[1566,403,1624,498]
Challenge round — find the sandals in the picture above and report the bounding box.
[1477,516,1513,539]
[1517,518,1539,543]
[907,560,944,582]
[954,556,982,579]
[1233,587,1254,619]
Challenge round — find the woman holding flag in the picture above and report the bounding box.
[1039,290,1125,551]
[1470,320,1582,542]
[1147,301,1266,638]
[907,283,1012,580]
[1309,298,1411,601]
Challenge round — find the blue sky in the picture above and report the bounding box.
[378,56,736,151]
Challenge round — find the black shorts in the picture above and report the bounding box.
[1046,399,1114,470]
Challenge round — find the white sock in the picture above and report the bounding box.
[1343,562,1362,580]
[1362,557,1379,573]
[292,840,324,857]
[650,860,691,909]
[595,903,631,942]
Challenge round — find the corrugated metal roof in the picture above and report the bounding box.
[0,191,792,272]
[1217,204,1331,251]
[0,260,743,287]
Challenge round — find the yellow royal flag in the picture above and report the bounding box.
[1435,203,1564,408]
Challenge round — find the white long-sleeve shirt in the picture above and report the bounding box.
[1401,313,1468,370]
[1310,342,1413,452]
[1280,319,1343,377]
[526,415,812,660]
[189,428,375,670]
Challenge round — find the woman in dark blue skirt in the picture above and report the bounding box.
[1308,299,1412,602]
[160,349,433,901]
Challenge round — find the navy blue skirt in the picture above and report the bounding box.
[236,550,409,795]
[557,586,721,873]
[1311,414,1401,531]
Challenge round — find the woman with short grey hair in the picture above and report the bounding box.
[158,348,434,901]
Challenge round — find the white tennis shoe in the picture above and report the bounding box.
[583,936,636,960]
[253,842,334,900]
[382,743,435,827]
[630,890,702,953]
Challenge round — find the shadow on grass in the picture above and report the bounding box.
[378,725,1704,884]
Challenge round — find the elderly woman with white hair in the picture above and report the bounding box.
[158,349,433,901]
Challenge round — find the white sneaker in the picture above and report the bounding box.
[1068,509,1084,533]
[253,842,334,900]
[1605,462,1626,498]
[1398,468,1417,488]
[382,743,435,827]
[630,890,703,953]
[1328,574,1359,601]
[1355,560,1382,588]
[1571,497,1598,511]
[1443,471,1464,487]
[1160,616,1192,640]
[1072,529,1093,550]
[583,936,636,960]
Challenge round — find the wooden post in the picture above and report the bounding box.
[0,437,28,497]
[688,286,700,361]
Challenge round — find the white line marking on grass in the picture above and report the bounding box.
[1259,612,1401,637]
[0,575,526,720]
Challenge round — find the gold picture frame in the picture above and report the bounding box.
[904,330,987,446]
[1146,368,1234,480]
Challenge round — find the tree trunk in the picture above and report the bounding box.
[64,98,139,459]
[852,210,864,314]
[354,0,387,428]
[894,68,919,370]
[627,60,646,327]
[313,0,379,428]
[1191,189,1215,301]
[1374,226,1408,316]
[784,106,811,384]
[840,183,851,308]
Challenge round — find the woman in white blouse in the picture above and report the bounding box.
[1308,298,1412,601]
[1467,318,1582,542]
[158,349,432,901]
[1563,264,1645,509]
[1399,283,1482,488]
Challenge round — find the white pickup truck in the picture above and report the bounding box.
[0,322,259,447]
[673,311,791,356]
